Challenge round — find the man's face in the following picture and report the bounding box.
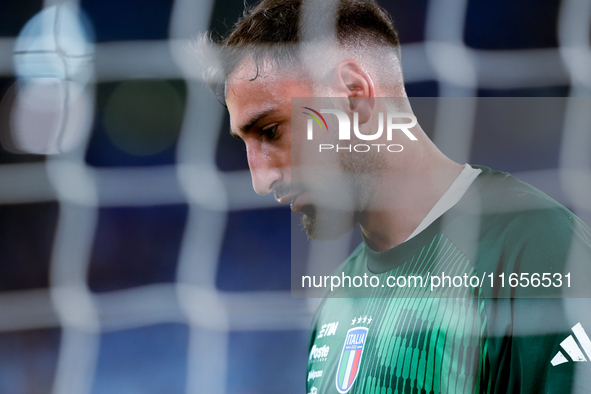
[226,59,362,240]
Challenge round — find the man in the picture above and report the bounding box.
[208,0,591,392]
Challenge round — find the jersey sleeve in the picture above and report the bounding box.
[483,205,591,394]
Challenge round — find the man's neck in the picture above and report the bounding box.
[360,148,463,252]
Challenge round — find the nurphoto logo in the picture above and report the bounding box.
[302,107,418,153]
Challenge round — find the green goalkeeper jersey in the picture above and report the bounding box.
[306,165,591,394]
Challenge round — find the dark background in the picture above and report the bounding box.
[0,0,585,393]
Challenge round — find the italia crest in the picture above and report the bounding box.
[335,327,368,393]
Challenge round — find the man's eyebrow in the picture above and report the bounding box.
[230,108,278,138]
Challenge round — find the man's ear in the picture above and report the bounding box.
[330,60,375,124]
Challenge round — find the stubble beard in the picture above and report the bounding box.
[299,146,384,240]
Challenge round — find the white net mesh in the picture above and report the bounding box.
[0,0,589,393]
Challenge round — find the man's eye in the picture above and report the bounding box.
[262,125,278,139]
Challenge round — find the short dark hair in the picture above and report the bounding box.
[223,0,399,47]
[208,0,400,102]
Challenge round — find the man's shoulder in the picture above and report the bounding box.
[469,165,569,213]
[460,165,582,236]
[454,166,591,294]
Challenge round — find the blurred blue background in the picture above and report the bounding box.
[0,0,586,393]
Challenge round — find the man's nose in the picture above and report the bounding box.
[247,150,282,195]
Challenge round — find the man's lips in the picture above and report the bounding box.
[275,192,306,212]
[276,194,293,204]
